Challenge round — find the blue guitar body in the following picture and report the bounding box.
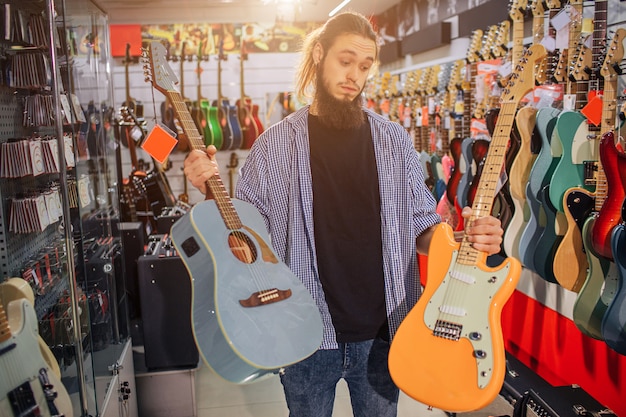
[456,137,474,209]
[601,223,626,354]
[518,107,560,270]
[222,98,243,150]
[170,198,323,383]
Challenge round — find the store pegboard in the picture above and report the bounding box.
[0,86,63,279]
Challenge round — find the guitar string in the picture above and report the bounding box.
[437,102,518,339]
[171,93,273,296]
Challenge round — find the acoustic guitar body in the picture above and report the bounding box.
[170,199,323,383]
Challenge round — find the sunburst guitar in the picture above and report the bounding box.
[387,45,546,413]
[144,40,323,384]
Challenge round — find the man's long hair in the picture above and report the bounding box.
[295,12,379,104]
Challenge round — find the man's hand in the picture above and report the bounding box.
[461,206,503,256]
[183,145,219,195]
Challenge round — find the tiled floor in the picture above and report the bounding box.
[194,361,513,417]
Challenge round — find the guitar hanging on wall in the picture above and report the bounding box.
[143,40,323,384]
[214,38,243,150]
[121,42,144,148]
[237,41,264,149]
[388,45,546,414]
[192,39,223,149]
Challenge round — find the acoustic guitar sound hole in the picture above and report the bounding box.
[228,231,257,264]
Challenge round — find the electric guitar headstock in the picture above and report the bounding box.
[479,25,499,61]
[492,20,511,60]
[529,0,546,43]
[599,28,626,133]
[501,44,548,103]
[509,0,529,24]
[466,29,484,66]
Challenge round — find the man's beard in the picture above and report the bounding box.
[314,69,365,130]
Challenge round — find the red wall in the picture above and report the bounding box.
[502,290,626,416]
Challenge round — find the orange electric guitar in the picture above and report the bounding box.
[387,45,546,413]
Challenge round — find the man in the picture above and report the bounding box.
[184,11,503,417]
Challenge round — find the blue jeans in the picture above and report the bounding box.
[279,337,399,417]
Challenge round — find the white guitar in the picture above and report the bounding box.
[0,293,73,417]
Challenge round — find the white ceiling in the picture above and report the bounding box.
[94,0,401,25]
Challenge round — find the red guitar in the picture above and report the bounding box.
[236,41,263,149]
[589,29,626,260]
[388,45,545,414]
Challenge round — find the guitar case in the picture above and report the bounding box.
[502,352,616,417]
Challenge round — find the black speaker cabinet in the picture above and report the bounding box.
[137,252,198,370]
[119,222,146,319]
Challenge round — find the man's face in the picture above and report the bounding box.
[317,33,376,103]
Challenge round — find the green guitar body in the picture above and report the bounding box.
[202,100,223,150]
[573,216,619,340]
[549,111,596,212]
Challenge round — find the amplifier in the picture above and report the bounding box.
[137,235,198,370]
[156,202,191,234]
[119,222,146,319]
[516,387,616,417]
[503,352,616,417]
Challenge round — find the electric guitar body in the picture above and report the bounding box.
[518,107,560,270]
[388,223,521,412]
[590,130,626,261]
[554,188,594,290]
[0,299,73,417]
[549,110,596,212]
[0,278,61,380]
[456,136,475,210]
[503,106,538,259]
[389,44,542,412]
[465,138,490,208]
[573,216,618,339]
[532,184,561,283]
[446,137,463,207]
[601,222,626,354]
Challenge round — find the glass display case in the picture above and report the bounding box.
[0,0,136,415]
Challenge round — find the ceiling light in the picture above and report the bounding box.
[328,0,350,16]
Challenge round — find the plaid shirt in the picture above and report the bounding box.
[235,106,441,349]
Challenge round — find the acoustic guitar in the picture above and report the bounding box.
[192,39,223,149]
[237,41,262,150]
[388,44,543,414]
[214,39,243,150]
[144,40,323,384]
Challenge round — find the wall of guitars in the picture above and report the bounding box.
[365,0,626,415]
[110,0,626,415]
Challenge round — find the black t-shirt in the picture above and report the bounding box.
[308,114,386,343]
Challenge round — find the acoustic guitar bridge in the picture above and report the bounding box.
[239,288,292,307]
